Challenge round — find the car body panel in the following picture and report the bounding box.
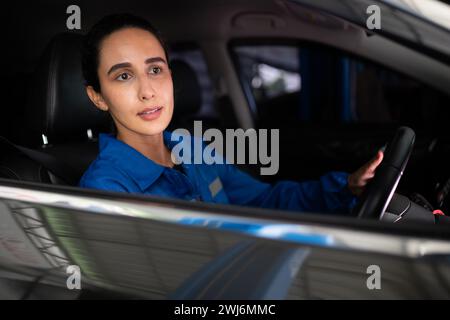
[1,180,449,299]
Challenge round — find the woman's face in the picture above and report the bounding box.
[90,27,173,138]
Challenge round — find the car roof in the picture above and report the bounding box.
[5,0,450,94]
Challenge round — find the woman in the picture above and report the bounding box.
[79,13,383,214]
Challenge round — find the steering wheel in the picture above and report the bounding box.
[353,126,416,220]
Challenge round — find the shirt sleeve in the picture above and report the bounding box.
[216,162,358,214]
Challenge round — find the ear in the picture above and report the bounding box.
[86,86,109,111]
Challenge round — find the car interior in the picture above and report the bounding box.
[1,0,450,223]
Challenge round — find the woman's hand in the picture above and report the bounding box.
[348,151,384,196]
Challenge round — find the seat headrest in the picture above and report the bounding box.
[171,59,202,118]
[26,33,111,143]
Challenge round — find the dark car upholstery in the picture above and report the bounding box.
[0,33,109,184]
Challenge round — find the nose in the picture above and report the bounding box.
[138,76,156,101]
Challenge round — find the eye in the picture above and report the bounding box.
[149,66,162,74]
[116,72,132,81]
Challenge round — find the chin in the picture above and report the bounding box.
[139,119,171,136]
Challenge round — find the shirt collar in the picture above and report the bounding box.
[98,131,177,191]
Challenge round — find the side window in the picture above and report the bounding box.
[231,43,450,130]
[233,46,301,116]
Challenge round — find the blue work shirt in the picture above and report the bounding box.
[79,131,358,214]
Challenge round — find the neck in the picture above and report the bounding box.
[116,129,173,168]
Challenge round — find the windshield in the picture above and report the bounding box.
[382,0,450,30]
[289,0,450,64]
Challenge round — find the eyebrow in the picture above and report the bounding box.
[107,57,167,75]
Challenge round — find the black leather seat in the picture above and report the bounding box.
[0,33,215,186]
[0,33,111,185]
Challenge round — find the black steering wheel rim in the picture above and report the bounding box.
[353,126,416,219]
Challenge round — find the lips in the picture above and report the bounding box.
[137,106,163,116]
[137,106,164,121]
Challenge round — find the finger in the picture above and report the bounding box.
[362,172,375,180]
[373,150,383,164]
[361,151,381,170]
[367,151,384,171]
[355,173,375,185]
